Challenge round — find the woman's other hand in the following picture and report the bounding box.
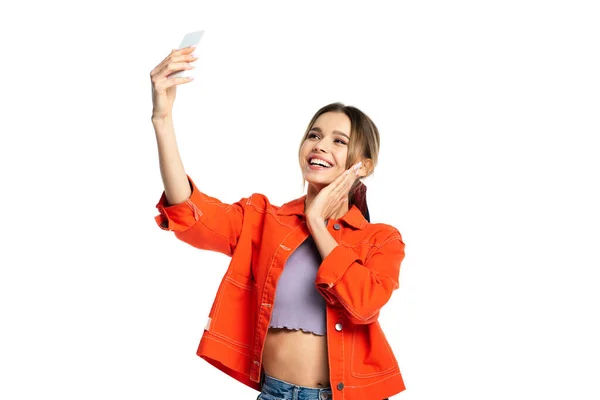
[150,46,198,120]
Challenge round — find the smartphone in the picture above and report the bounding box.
[171,30,204,79]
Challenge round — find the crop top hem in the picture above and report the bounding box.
[269,324,325,336]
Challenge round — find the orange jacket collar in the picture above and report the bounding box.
[277,196,368,230]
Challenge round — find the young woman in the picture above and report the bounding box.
[151,45,406,400]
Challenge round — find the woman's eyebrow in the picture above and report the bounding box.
[334,131,350,140]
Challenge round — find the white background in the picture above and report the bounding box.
[1,0,599,399]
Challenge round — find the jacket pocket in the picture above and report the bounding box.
[350,321,398,378]
[209,271,256,350]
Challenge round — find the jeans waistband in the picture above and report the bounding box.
[260,374,332,400]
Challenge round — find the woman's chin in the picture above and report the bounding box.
[303,167,344,188]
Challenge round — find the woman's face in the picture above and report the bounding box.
[299,111,352,190]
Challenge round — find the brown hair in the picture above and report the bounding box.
[298,102,380,222]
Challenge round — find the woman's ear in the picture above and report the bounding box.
[357,158,374,178]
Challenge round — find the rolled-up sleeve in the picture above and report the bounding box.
[315,232,405,325]
[154,175,247,256]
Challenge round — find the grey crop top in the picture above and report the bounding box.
[269,236,327,335]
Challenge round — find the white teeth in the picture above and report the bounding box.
[309,158,332,167]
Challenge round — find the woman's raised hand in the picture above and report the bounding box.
[150,46,198,120]
[305,162,363,225]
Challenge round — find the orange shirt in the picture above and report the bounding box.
[155,176,406,400]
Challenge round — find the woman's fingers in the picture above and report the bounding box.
[155,53,198,74]
[153,74,195,93]
[331,163,361,202]
[343,174,359,201]
[151,59,197,92]
[151,47,198,78]
[331,162,360,190]
[172,76,195,86]
[165,61,195,76]
[153,58,197,81]
[151,49,182,76]
[343,163,362,192]
[172,54,199,64]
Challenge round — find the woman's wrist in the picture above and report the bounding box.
[306,215,324,231]
[151,113,173,125]
[307,218,338,259]
[152,115,175,139]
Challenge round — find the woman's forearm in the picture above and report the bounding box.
[308,218,339,259]
[152,115,191,205]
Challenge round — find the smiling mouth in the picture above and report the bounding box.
[308,158,333,168]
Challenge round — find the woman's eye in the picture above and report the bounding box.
[308,133,319,139]
[335,139,347,145]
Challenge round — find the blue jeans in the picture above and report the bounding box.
[257,374,333,400]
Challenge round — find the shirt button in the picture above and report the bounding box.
[333,223,341,230]
[335,323,343,331]
[337,382,344,390]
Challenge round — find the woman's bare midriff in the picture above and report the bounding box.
[262,328,330,388]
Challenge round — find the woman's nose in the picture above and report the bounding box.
[313,141,328,153]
